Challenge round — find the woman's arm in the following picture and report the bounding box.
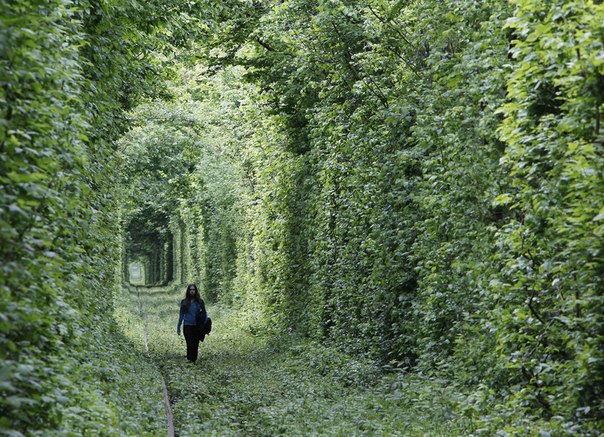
[177,301,185,334]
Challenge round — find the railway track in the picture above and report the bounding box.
[133,286,175,437]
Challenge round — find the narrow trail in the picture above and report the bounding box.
[133,286,175,437]
[125,285,466,436]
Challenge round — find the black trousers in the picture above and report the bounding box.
[183,325,200,362]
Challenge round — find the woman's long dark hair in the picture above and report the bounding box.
[182,283,202,309]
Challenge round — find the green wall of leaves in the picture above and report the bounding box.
[1,0,195,433]
[178,0,603,432]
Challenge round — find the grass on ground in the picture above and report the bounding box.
[116,286,473,436]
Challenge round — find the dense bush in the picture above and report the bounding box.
[163,0,603,432]
[0,0,188,433]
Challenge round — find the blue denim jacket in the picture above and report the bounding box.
[177,300,205,332]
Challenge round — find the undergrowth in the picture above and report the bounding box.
[120,285,473,436]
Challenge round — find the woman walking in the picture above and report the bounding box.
[177,283,207,363]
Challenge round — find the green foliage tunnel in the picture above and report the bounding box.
[1,0,603,434]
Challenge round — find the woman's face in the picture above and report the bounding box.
[188,287,196,297]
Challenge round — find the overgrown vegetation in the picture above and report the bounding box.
[0,0,191,433]
[122,285,472,435]
[1,0,603,434]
